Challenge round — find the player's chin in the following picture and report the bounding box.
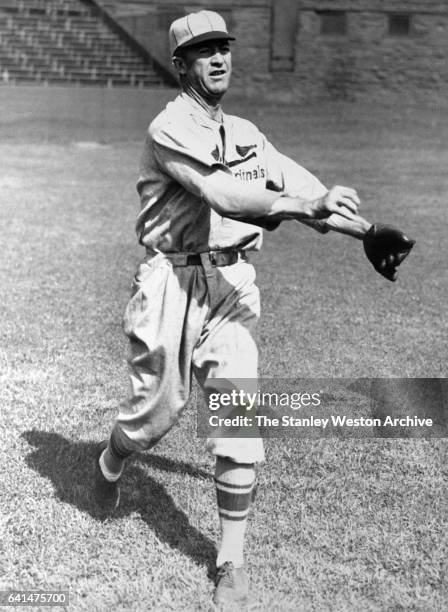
[205,77,230,96]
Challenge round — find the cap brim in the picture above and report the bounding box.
[174,32,235,55]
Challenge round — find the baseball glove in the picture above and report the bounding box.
[363,224,415,281]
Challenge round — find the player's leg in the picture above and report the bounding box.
[193,258,262,605]
[95,257,208,507]
[212,457,254,605]
[214,462,255,566]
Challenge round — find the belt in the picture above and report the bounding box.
[160,250,248,267]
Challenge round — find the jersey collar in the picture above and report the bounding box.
[177,92,225,128]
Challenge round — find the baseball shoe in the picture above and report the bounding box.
[213,562,249,609]
[93,440,120,511]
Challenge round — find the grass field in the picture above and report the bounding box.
[1,86,447,611]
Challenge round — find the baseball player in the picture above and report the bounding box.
[93,10,414,608]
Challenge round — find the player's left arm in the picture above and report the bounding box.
[263,139,415,281]
[322,210,372,238]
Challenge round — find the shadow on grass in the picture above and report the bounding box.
[137,452,211,480]
[21,430,216,576]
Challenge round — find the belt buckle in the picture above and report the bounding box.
[209,250,240,266]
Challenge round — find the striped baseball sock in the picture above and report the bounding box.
[100,426,134,481]
[215,458,255,568]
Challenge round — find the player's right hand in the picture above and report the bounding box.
[312,185,360,220]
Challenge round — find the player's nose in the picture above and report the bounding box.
[210,46,225,63]
[210,52,224,64]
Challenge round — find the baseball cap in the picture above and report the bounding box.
[169,10,235,57]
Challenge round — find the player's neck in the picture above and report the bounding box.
[183,85,223,122]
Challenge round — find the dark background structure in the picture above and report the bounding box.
[1,0,448,103]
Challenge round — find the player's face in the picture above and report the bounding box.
[181,39,232,101]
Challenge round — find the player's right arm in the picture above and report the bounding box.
[201,173,359,222]
[149,123,358,224]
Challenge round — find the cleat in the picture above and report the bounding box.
[213,561,249,608]
[93,440,120,511]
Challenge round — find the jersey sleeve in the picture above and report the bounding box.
[263,136,330,234]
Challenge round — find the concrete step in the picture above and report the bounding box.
[0,0,174,87]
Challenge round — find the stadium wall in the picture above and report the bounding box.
[95,1,448,104]
[294,1,448,105]
[95,0,272,91]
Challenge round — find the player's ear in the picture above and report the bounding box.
[172,55,187,76]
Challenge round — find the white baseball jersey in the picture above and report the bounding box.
[136,92,328,254]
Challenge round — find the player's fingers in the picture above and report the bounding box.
[335,195,359,214]
[329,203,357,221]
[334,186,361,206]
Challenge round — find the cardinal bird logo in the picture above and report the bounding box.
[236,144,257,157]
